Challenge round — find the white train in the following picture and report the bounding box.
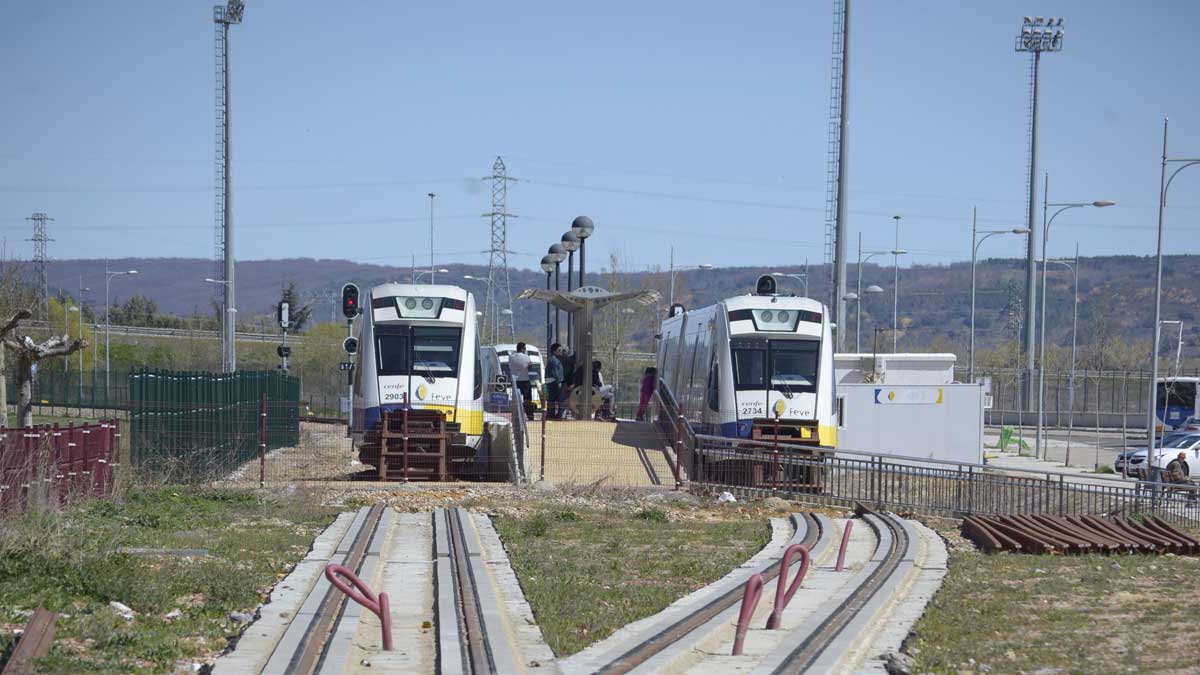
[351,283,484,450]
[656,276,837,448]
[492,343,544,406]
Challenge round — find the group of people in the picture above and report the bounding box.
[506,341,616,421]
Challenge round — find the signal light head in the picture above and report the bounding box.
[341,283,361,319]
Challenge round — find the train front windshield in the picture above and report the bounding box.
[376,326,462,377]
[732,340,819,396]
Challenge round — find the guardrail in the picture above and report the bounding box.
[690,434,1200,525]
[20,319,330,344]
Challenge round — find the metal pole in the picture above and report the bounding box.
[579,238,585,289]
[1037,173,1049,460]
[668,245,675,307]
[428,192,436,283]
[566,251,574,347]
[1147,117,1168,484]
[223,21,236,374]
[803,257,809,298]
[892,215,900,352]
[104,260,111,399]
[969,207,978,383]
[1024,50,1041,411]
[545,271,552,351]
[554,262,561,344]
[833,0,851,351]
[1066,245,1078,464]
[856,234,863,353]
[346,318,354,433]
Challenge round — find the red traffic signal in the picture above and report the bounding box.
[341,283,360,319]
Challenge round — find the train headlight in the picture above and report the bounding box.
[405,298,418,310]
[422,298,435,310]
[761,310,774,322]
[776,311,789,323]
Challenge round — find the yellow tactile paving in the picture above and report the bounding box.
[528,420,676,487]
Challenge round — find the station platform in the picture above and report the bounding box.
[527,419,677,487]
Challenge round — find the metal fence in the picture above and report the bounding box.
[4,367,132,412]
[128,369,299,481]
[970,367,1152,416]
[688,435,1200,526]
[0,420,120,514]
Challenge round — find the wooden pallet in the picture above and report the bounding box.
[377,409,449,481]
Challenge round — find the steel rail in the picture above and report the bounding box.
[594,512,823,675]
[771,506,909,675]
[286,503,386,675]
[445,508,493,674]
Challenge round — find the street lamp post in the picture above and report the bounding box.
[1038,250,1079,463]
[413,268,449,284]
[428,192,437,283]
[770,267,809,297]
[540,256,555,350]
[1148,118,1200,481]
[561,232,579,346]
[969,207,1031,382]
[1035,179,1114,460]
[572,216,594,289]
[105,261,139,397]
[856,234,905,353]
[668,262,714,307]
[892,215,902,352]
[547,244,566,344]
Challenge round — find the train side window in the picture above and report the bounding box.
[473,337,483,399]
[837,396,846,428]
[707,361,720,411]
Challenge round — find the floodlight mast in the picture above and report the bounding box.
[1014,14,1065,410]
[214,0,244,372]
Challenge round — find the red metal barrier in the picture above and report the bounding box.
[540,405,547,482]
[674,413,684,490]
[731,573,764,656]
[766,543,811,629]
[402,393,410,483]
[835,520,854,572]
[0,421,117,513]
[324,563,393,651]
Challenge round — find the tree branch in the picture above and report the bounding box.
[0,310,32,340]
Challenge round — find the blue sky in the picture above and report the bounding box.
[2,0,1199,275]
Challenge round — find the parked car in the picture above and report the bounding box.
[1125,433,1200,480]
[1115,432,1188,474]
[1180,416,1200,433]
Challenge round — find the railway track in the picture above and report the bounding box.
[760,507,914,675]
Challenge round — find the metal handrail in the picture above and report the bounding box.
[693,432,1141,487]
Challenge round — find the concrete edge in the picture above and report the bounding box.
[856,519,950,674]
[456,508,525,674]
[471,511,559,672]
[434,510,465,675]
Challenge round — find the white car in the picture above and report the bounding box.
[1131,433,1200,480]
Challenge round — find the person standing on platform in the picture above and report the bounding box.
[545,343,564,419]
[636,367,657,421]
[559,347,577,419]
[509,342,534,420]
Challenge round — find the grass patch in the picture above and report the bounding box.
[909,548,1200,674]
[494,506,770,656]
[0,487,336,674]
[1095,463,1116,474]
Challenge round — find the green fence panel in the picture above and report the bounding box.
[127,368,300,482]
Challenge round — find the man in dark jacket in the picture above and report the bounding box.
[1164,451,1191,484]
[545,343,564,419]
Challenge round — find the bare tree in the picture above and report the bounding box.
[1,310,87,427]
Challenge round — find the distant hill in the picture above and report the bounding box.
[40,254,1198,359]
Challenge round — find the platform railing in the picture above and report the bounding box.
[692,434,1200,525]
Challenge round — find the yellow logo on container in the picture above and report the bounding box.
[773,399,786,417]
[416,384,428,401]
[887,390,895,401]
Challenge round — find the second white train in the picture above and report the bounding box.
[656,276,837,448]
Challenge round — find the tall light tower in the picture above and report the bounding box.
[483,157,516,344]
[214,0,244,373]
[824,0,851,349]
[1015,15,1064,406]
[27,213,53,319]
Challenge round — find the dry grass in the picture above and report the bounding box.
[493,504,770,656]
[909,540,1200,674]
[0,486,336,674]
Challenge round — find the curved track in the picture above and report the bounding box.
[766,507,911,674]
[589,512,824,675]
